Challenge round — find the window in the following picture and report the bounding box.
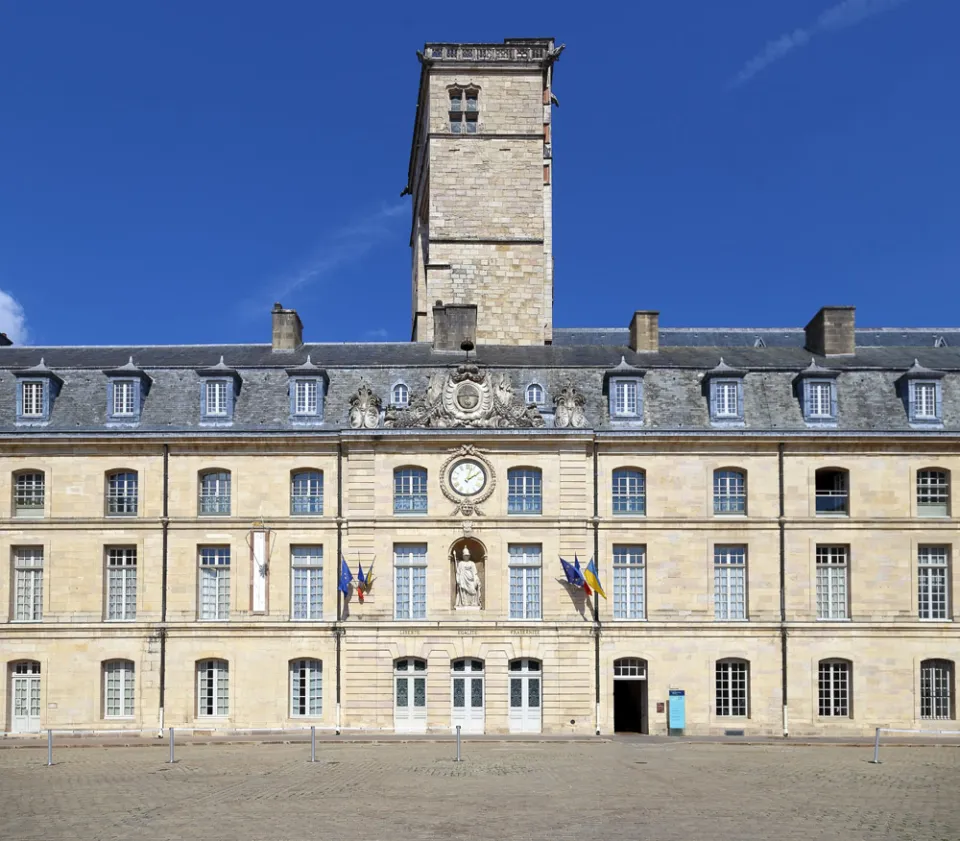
[714,546,747,620]
[291,471,323,515]
[507,468,542,514]
[294,379,319,416]
[106,471,138,516]
[508,545,542,620]
[13,471,44,517]
[715,660,748,717]
[710,380,743,421]
[612,469,646,515]
[921,660,954,720]
[20,381,45,418]
[818,660,851,717]
[394,544,427,620]
[197,659,229,717]
[613,545,645,620]
[525,383,544,405]
[917,470,950,517]
[291,546,323,620]
[103,660,135,718]
[13,547,43,622]
[106,548,137,621]
[111,380,136,417]
[802,378,838,423]
[198,547,230,620]
[918,547,949,621]
[199,470,231,516]
[392,383,409,408]
[815,468,848,515]
[613,658,647,678]
[611,379,640,418]
[290,659,322,717]
[394,468,427,514]
[816,546,849,620]
[908,380,942,424]
[714,469,746,514]
[16,366,60,423]
[204,380,229,417]
[449,87,478,133]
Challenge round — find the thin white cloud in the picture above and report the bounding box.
[364,328,389,340]
[730,0,915,87]
[0,289,29,344]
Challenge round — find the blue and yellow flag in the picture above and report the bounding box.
[583,558,607,600]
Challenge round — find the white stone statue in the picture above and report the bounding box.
[453,546,482,608]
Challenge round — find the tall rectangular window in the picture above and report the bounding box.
[613,545,645,620]
[104,661,135,718]
[918,547,949,620]
[715,660,748,717]
[816,546,849,620]
[106,547,137,621]
[914,382,938,419]
[714,381,739,418]
[394,468,427,514]
[199,547,230,621]
[818,660,851,717]
[291,546,323,620]
[205,380,228,417]
[713,470,746,514]
[714,546,746,620]
[13,472,45,517]
[13,547,43,622]
[20,381,44,417]
[613,380,639,416]
[112,380,136,416]
[290,659,323,717]
[394,545,427,620]
[921,660,954,720]
[197,659,229,716]
[507,469,542,514]
[199,471,231,516]
[508,545,541,620]
[106,471,138,516]
[612,469,645,515]
[294,380,319,415]
[807,381,834,418]
[917,470,949,517]
[290,471,323,515]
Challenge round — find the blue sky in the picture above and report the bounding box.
[1,0,957,346]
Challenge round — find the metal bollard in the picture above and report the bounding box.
[455,724,462,762]
[869,727,882,764]
[47,729,53,767]
[310,726,316,763]
[168,727,175,764]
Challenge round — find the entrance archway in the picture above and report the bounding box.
[613,657,648,734]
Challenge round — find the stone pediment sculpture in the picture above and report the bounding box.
[553,384,587,429]
[383,364,544,429]
[349,384,382,429]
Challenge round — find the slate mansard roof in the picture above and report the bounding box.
[3,330,960,436]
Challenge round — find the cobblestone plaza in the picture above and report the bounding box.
[1,740,957,841]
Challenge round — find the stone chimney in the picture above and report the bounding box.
[432,303,478,351]
[629,311,659,353]
[804,306,855,356]
[271,303,303,352]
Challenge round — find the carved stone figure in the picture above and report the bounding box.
[453,546,482,608]
[554,384,587,429]
[348,384,382,429]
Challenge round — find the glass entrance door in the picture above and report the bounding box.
[394,659,427,733]
[11,662,41,734]
[508,659,542,733]
[451,659,484,734]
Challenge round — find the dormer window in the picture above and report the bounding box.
[197,357,241,423]
[105,358,150,423]
[286,355,327,423]
[205,380,229,416]
[606,357,644,421]
[614,380,639,415]
[294,379,319,415]
[449,87,479,134]
[900,360,944,426]
[705,359,745,425]
[15,359,62,424]
[525,383,544,405]
[392,382,409,408]
[21,381,45,418]
[796,360,838,426]
[112,381,136,416]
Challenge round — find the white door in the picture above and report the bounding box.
[508,659,542,733]
[12,662,41,734]
[394,659,427,734]
[451,659,484,734]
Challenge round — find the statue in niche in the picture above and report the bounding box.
[452,545,482,608]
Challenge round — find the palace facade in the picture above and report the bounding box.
[1,39,957,737]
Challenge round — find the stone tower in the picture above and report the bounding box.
[405,38,561,346]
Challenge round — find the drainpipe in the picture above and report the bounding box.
[335,441,344,735]
[778,442,788,738]
[592,439,601,735]
[158,443,169,737]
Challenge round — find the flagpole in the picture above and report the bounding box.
[592,440,602,736]
[335,443,344,736]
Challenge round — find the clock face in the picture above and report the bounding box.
[450,460,487,496]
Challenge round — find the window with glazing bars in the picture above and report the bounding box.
[613,545,645,620]
[920,660,954,720]
[918,547,949,620]
[199,471,231,515]
[199,547,230,620]
[917,470,949,517]
[507,469,542,514]
[816,546,848,620]
[714,470,746,514]
[714,546,746,620]
[13,547,43,621]
[394,468,427,514]
[204,380,228,416]
[806,381,834,418]
[392,383,409,407]
[508,545,541,620]
[525,383,544,404]
[290,471,323,515]
[197,659,229,716]
[394,545,427,619]
[449,88,478,133]
[613,380,639,416]
[20,381,44,417]
[815,469,848,515]
[714,381,739,417]
[290,659,322,717]
[612,469,645,515]
[106,547,137,620]
[106,471,138,516]
[294,380,319,415]
[818,660,850,717]
[715,660,748,717]
[291,546,323,620]
[13,472,44,516]
[913,382,938,419]
[112,380,136,416]
[104,660,135,717]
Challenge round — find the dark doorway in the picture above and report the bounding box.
[614,680,648,734]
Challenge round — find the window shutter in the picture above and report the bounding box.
[907,380,916,422]
[803,383,813,418]
[830,383,838,419]
[200,381,207,417]
[42,381,51,418]
[736,380,745,420]
[934,382,942,420]
[709,380,718,419]
[133,380,142,419]
[608,382,617,417]
[225,380,235,419]
[316,379,325,420]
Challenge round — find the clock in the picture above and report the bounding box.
[450,460,487,496]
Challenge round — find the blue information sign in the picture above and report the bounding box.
[668,689,686,733]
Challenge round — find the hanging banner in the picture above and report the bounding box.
[246,524,272,614]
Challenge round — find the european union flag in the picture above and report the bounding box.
[338,556,352,596]
[560,557,584,587]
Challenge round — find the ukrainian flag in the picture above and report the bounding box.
[583,558,607,600]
